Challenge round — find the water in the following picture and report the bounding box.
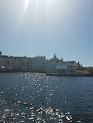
[0,73,93,123]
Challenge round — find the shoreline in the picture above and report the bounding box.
[46,73,93,77]
[0,71,93,77]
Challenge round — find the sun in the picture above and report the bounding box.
[17,0,53,29]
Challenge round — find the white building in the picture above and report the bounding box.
[30,56,46,72]
[56,61,67,74]
[47,60,56,73]
[46,54,60,73]
[56,61,83,75]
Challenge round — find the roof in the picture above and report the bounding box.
[1,55,8,58]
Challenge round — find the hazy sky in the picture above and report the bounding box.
[0,0,93,66]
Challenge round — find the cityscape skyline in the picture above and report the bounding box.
[0,51,85,76]
[0,0,93,67]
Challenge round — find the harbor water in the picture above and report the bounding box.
[0,73,93,123]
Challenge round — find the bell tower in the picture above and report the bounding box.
[53,53,57,59]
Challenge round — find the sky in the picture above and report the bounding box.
[0,0,93,66]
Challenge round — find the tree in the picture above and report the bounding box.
[87,67,93,75]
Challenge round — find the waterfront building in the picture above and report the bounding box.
[0,51,84,74]
[30,56,46,72]
[47,60,56,73]
[0,52,30,71]
[13,56,29,71]
[7,56,14,70]
[46,54,60,73]
[56,61,67,75]
[56,61,84,75]
[0,51,2,66]
[0,51,5,72]
[0,55,8,70]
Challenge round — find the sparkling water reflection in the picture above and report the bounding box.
[0,73,93,123]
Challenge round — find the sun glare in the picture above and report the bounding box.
[24,0,29,12]
[17,0,29,29]
[17,0,53,29]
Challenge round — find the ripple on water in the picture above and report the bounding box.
[0,73,93,123]
[0,98,73,123]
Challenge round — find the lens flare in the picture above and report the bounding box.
[17,0,53,30]
[24,0,29,12]
[17,0,29,29]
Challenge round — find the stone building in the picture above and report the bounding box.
[7,56,14,70]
